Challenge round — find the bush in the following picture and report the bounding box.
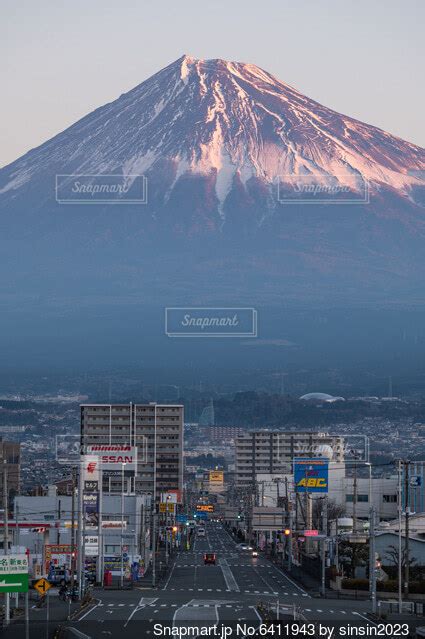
[342,578,369,590]
[341,579,425,594]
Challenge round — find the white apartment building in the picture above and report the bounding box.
[235,431,344,487]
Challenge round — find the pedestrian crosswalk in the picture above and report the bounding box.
[175,563,274,567]
[168,587,305,595]
[91,601,364,618]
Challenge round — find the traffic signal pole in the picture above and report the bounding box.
[288,510,293,572]
[369,506,377,613]
[3,460,9,626]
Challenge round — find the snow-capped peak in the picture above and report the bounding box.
[1,55,424,215]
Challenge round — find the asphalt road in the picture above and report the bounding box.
[6,522,377,638]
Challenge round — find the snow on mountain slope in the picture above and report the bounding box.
[1,54,424,221]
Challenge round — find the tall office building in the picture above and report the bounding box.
[0,439,21,511]
[80,403,183,498]
[235,431,344,487]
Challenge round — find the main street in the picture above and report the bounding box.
[51,521,375,638]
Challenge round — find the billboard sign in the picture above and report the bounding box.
[160,490,182,504]
[83,492,99,530]
[196,504,214,512]
[84,535,99,556]
[84,480,98,492]
[86,445,137,472]
[101,521,127,529]
[82,455,100,482]
[294,458,329,493]
[209,470,224,484]
[0,554,29,592]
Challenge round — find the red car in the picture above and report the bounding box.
[203,552,216,565]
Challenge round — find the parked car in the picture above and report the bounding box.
[203,552,216,565]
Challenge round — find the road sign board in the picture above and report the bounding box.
[176,514,188,523]
[0,574,29,593]
[0,554,29,575]
[34,578,52,596]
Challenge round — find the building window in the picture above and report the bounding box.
[346,494,369,502]
[383,495,397,503]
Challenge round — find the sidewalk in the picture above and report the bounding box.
[0,588,83,639]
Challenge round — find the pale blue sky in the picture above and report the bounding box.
[1,0,424,166]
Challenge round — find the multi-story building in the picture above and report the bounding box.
[0,439,21,511]
[80,403,183,498]
[235,431,344,487]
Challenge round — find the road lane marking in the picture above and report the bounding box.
[269,562,310,597]
[124,597,158,628]
[78,597,103,621]
[353,612,377,626]
[163,557,178,590]
[218,558,240,592]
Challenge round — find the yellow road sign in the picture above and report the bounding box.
[34,578,52,596]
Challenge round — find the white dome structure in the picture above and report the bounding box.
[299,392,345,402]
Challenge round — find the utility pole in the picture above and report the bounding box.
[70,469,76,595]
[152,512,157,588]
[3,460,9,626]
[121,463,125,588]
[77,461,85,599]
[57,499,61,545]
[397,460,403,614]
[404,460,410,597]
[321,496,328,597]
[353,461,358,534]
[369,506,377,614]
[288,508,293,572]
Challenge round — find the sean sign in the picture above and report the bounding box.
[86,445,137,471]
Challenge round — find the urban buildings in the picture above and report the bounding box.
[7,492,152,580]
[0,439,21,511]
[80,403,183,498]
[235,431,344,487]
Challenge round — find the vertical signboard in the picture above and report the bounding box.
[83,492,99,530]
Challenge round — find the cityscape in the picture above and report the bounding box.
[1,1,425,638]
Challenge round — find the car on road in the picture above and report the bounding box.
[197,527,206,537]
[236,543,252,551]
[203,552,216,565]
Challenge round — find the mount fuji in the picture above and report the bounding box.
[1,55,425,314]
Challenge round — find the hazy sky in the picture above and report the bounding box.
[1,0,424,167]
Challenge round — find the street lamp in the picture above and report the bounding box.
[365,462,372,507]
